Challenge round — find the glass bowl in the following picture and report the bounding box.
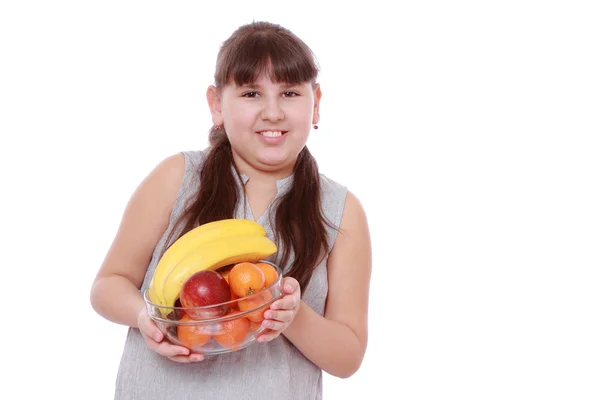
[143,260,283,356]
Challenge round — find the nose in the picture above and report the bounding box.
[260,96,284,122]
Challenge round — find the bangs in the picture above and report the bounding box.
[215,25,319,87]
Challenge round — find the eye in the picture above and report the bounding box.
[283,91,299,97]
[242,91,259,98]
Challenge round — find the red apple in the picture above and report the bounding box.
[180,270,231,320]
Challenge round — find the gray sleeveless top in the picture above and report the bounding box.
[114,150,348,400]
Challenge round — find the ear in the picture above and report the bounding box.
[206,85,223,125]
[312,84,322,125]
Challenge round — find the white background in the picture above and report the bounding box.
[1,1,599,399]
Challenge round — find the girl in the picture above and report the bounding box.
[90,21,371,400]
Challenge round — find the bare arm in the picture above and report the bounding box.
[90,153,185,328]
[282,191,372,378]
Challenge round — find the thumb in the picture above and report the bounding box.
[151,326,164,342]
[139,310,163,342]
[283,277,299,294]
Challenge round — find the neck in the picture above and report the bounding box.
[231,153,295,184]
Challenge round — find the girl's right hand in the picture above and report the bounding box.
[137,308,204,363]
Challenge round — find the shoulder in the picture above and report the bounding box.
[319,173,347,192]
[317,174,369,254]
[144,149,211,207]
[318,174,365,216]
[318,174,368,236]
[329,188,370,266]
[180,149,208,170]
[318,173,348,204]
[318,173,348,232]
[340,190,368,230]
[154,149,208,183]
[140,153,186,201]
[140,148,207,201]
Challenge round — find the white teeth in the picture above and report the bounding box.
[260,131,283,137]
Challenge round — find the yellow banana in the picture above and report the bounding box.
[148,218,266,306]
[160,234,277,312]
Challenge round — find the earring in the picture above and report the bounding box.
[313,124,318,130]
[214,124,222,130]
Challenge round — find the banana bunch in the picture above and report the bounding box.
[148,218,277,314]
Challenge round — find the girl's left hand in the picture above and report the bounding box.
[257,277,301,343]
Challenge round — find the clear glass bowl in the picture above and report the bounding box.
[143,260,283,356]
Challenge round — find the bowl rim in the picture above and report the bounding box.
[143,259,283,324]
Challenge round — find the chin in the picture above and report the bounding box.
[254,154,295,172]
[256,156,288,169]
[254,149,288,165]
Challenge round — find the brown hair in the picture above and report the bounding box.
[166,21,334,292]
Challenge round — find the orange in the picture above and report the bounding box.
[228,262,265,297]
[228,289,240,311]
[177,314,212,349]
[217,266,239,311]
[213,316,250,350]
[256,262,279,288]
[222,289,239,313]
[238,290,273,323]
[248,319,262,331]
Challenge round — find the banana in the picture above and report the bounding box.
[148,219,267,306]
[160,234,277,312]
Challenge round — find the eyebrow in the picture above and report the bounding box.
[238,83,300,89]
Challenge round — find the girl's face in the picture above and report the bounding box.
[208,72,321,175]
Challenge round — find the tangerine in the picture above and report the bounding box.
[256,262,279,288]
[238,290,273,323]
[228,262,265,297]
[228,289,240,311]
[177,314,212,349]
[248,319,262,331]
[213,316,250,350]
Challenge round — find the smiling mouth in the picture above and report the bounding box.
[257,131,287,137]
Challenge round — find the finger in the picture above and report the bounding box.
[282,277,299,294]
[139,316,164,343]
[139,328,164,349]
[264,309,294,323]
[261,318,287,332]
[256,329,280,343]
[270,296,299,311]
[154,341,190,358]
[167,353,204,363]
